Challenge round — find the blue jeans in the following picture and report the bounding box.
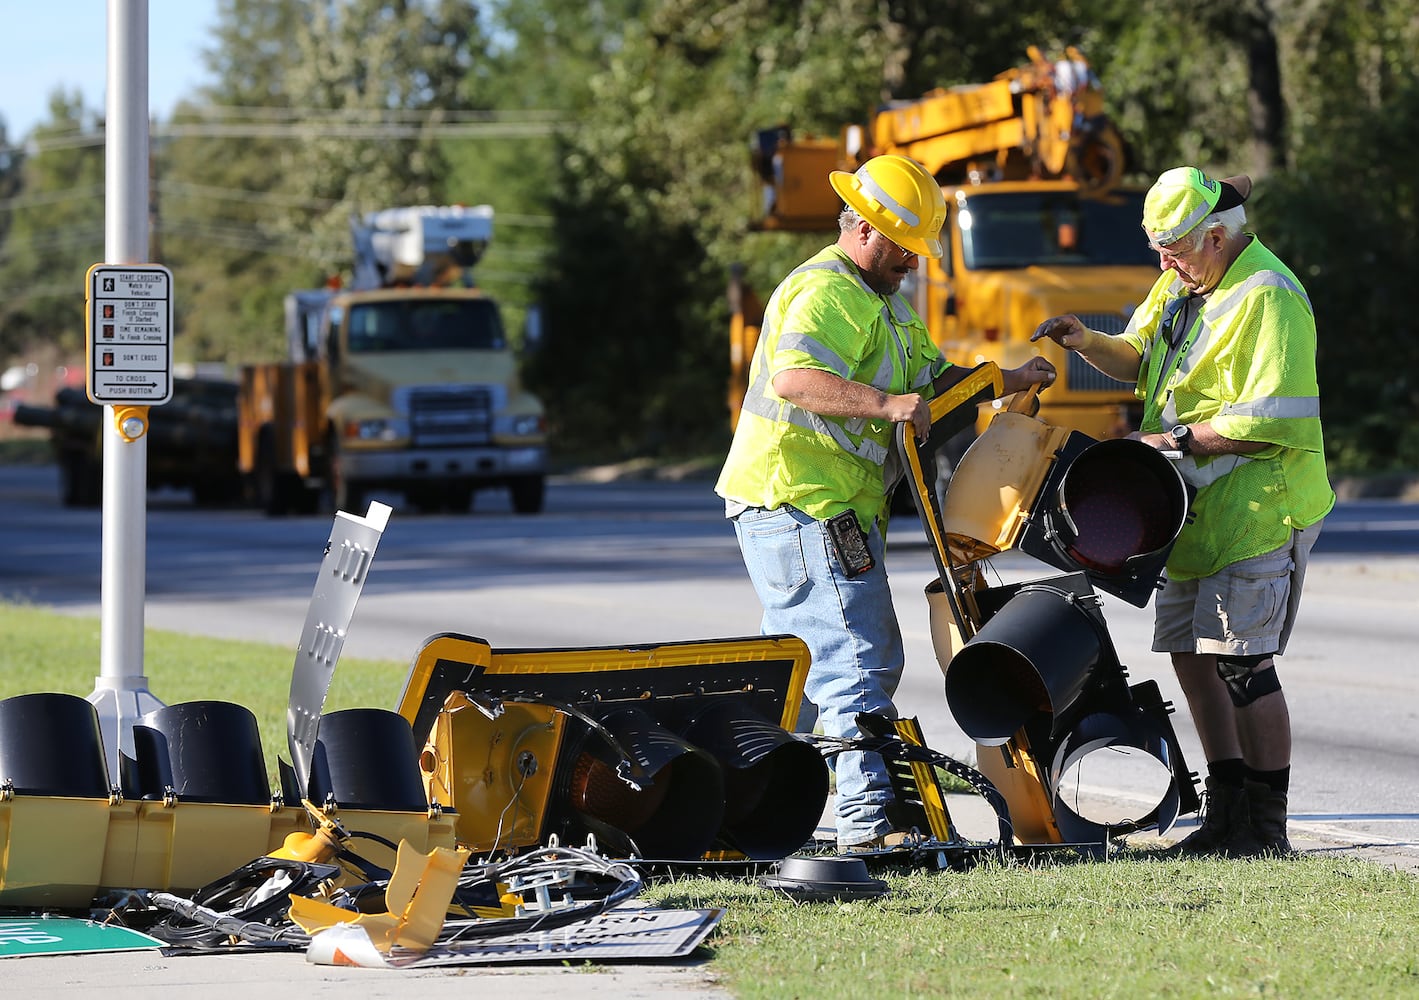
[732,505,904,846]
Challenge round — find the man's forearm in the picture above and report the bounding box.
[1073,327,1143,382]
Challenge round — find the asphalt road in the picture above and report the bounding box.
[2,464,1417,865]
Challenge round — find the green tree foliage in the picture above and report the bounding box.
[520,3,857,458]
[159,0,311,363]
[0,94,105,362]
[0,120,21,241]
[1258,1,1419,474]
[274,0,479,277]
[159,0,487,364]
[437,0,638,345]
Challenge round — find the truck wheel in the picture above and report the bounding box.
[329,444,365,515]
[193,475,242,508]
[255,438,294,516]
[405,487,444,514]
[444,486,474,513]
[509,475,545,515]
[60,452,101,508]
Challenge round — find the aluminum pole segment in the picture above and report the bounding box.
[91,0,162,779]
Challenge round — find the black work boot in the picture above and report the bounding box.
[1242,779,1293,856]
[1164,777,1253,857]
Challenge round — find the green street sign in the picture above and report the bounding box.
[0,917,164,958]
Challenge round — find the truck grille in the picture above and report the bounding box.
[1066,312,1136,393]
[408,386,493,446]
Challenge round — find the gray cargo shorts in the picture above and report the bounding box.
[1153,519,1324,657]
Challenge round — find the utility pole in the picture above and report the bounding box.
[88,0,164,779]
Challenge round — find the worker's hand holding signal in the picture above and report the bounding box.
[1001,356,1057,395]
[881,391,932,443]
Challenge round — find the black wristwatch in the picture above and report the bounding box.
[1169,424,1192,455]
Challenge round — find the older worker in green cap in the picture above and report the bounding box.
[1032,166,1334,857]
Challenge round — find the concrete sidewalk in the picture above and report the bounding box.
[0,945,729,999]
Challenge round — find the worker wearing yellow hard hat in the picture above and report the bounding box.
[828,154,949,259]
[717,153,1055,852]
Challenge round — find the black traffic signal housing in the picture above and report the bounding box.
[894,365,1199,845]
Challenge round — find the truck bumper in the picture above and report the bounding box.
[340,445,547,484]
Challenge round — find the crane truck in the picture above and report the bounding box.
[240,204,548,515]
[732,47,1158,443]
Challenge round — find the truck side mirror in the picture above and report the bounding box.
[522,304,544,356]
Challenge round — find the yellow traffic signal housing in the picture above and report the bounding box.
[0,694,454,910]
[398,633,828,861]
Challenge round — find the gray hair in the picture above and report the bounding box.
[838,206,863,234]
[1181,204,1247,249]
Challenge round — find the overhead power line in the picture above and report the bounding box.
[0,281,79,301]
[155,181,554,227]
[0,184,105,211]
[178,105,568,123]
[4,109,574,155]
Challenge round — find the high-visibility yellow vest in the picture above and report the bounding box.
[716,245,947,531]
[1119,236,1335,579]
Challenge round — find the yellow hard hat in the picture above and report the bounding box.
[1143,166,1253,245]
[830,155,946,259]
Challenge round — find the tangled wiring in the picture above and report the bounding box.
[138,837,644,951]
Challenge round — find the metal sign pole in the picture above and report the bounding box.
[89,0,162,779]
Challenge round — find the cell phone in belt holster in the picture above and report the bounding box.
[825,510,875,578]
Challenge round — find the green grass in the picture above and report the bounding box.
[0,601,408,784]
[646,858,1419,998]
[5,602,1417,997]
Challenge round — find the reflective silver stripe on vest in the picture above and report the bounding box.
[1174,452,1251,489]
[778,331,852,378]
[737,388,889,466]
[1208,268,1313,321]
[1158,312,1217,411]
[856,168,920,227]
[1160,265,1317,427]
[1158,265,1316,490]
[736,257,892,467]
[885,290,915,325]
[909,362,938,392]
[1218,396,1320,419]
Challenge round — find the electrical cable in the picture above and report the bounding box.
[810,732,1015,849]
[141,840,644,951]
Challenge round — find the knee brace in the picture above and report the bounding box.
[1215,653,1281,707]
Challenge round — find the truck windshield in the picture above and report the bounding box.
[346,299,507,353]
[958,190,1154,269]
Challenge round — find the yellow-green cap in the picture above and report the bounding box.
[1143,166,1252,245]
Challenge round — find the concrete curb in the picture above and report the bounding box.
[557,460,1419,498]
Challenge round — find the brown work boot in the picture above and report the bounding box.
[1162,777,1253,857]
[1240,779,1293,857]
